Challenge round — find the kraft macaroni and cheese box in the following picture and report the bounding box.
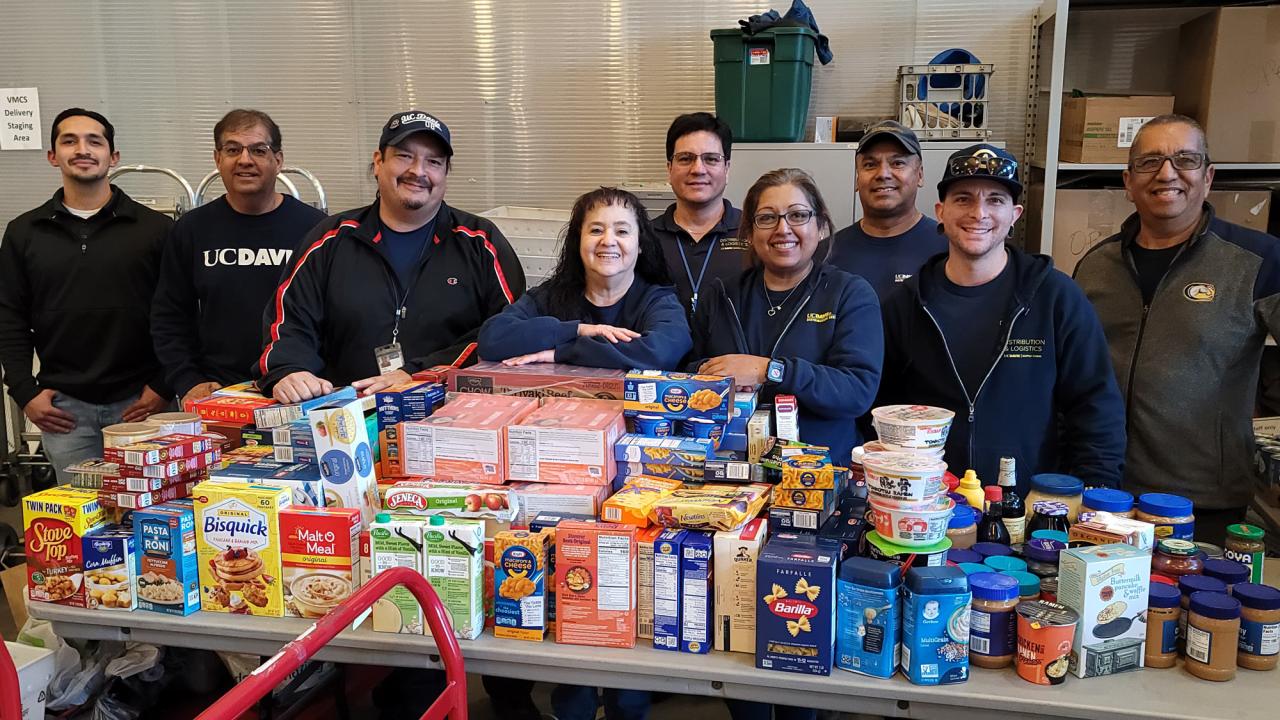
[134,504,200,615]
[624,371,732,423]
[902,566,971,685]
[616,461,705,484]
[614,434,714,467]
[680,530,714,653]
[756,535,838,675]
[493,530,548,641]
[714,518,767,653]
[83,526,137,611]
[653,529,685,650]
[309,397,380,525]
[529,512,598,631]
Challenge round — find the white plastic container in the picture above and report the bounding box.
[870,405,954,450]
[101,422,160,448]
[6,641,55,720]
[867,495,955,548]
[145,411,203,436]
[862,451,947,502]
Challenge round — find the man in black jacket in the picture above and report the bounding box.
[152,109,325,409]
[255,110,525,402]
[0,108,173,482]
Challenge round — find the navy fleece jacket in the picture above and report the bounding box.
[688,264,884,465]
[477,277,691,370]
[878,246,1126,493]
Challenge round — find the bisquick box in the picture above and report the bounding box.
[616,461,704,484]
[506,398,624,485]
[715,518,767,653]
[614,434,714,467]
[624,371,733,423]
[253,386,357,430]
[133,503,200,615]
[83,527,137,611]
[189,395,277,426]
[509,483,610,528]
[402,394,539,484]
[451,360,626,400]
[194,481,290,617]
[636,525,664,639]
[103,433,216,466]
[529,512,598,631]
[756,534,839,675]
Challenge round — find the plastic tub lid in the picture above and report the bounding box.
[839,556,902,589]
[946,548,982,565]
[1082,488,1133,513]
[971,542,1014,558]
[1202,558,1251,586]
[375,513,391,523]
[948,505,977,529]
[1179,574,1228,597]
[905,565,969,593]
[983,555,1028,573]
[1137,492,1193,518]
[1022,538,1066,563]
[1149,581,1182,608]
[1003,570,1041,597]
[1030,529,1068,544]
[1188,591,1241,620]
[957,562,990,575]
[1029,474,1083,497]
[969,572,1019,602]
[1232,583,1280,611]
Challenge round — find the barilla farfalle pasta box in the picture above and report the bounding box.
[756,534,838,674]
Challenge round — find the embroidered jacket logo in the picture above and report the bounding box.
[1183,283,1215,302]
[203,248,293,267]
[805,312,836,323]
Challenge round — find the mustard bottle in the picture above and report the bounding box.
[957,469,986,509]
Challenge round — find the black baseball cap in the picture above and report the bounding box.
[379,110,453,156]
[937,144,1022,199]
[858,120,921,156]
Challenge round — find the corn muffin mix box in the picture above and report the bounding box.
[506,398,624,485]
[23,487,106,607]
[555,520,636,648]
[308,396,380,525]
[624,371,732,422]
[133,503,200,615]
[82,526,137,611]
[423,518,485,640]
[715,518,768,653]
[402,394,539,484]
[194,481,290,616]
[280,506,361,618]
[493,529,549,640]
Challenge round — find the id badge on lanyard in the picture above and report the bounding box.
[375,306,408,374]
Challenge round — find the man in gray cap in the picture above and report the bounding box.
[829,119,945,299]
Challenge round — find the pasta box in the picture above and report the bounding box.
[624,371,732,422]
[756,534,838,675]
[133,504,200,615]
[529,512,598,632]
[401,394,539,484]
[22,488,106,607]
[1057,543,1151,678]
[451,360,626,400]
[82,526,137,611]
[613,434,713,468]
[493,529,549,641]
[506,398,624,485]
[115,450,220,479]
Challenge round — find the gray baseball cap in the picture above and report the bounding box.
[858,120,921,156]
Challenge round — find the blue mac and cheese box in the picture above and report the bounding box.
[624,371,732,423]
[614,434,713,467]
[756,535,838,675]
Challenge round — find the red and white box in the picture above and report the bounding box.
[188,395,277,426]
[98,481,196,510]
[103,433,215,466]
[401,394,538,484]
[116,450,221,479]
[101,468,209,493]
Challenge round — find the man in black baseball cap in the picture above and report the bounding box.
[876,143,1125,494]
[829,120,944,299]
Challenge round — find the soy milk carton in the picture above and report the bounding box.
[423,517,485,640]
[369,514,425,634]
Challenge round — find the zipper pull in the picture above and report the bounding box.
[968,404,975,423]
[80,243,87,254]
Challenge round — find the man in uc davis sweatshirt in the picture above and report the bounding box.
[878,144,1125,494]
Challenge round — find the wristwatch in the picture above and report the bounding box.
[766,358,786,385]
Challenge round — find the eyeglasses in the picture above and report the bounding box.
[947,154,1019,180]
[1129,152,1207,174]
[671,152,725,168]
[753,208,815,229]
[218,143,277,160]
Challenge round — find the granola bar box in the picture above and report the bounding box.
[194,481,290,616]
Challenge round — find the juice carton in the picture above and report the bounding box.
[509,483,610,528]
[555,520,636,648]
[623,371,732,422]
[901,566,971,685]
[133,504,200,615]
[83,526,137,611]
[402,394,539,484]
[506,398,624,485]
[23,488,106,607]
[451,360,626,400]
[714,518,767,653]
[680,530,714,653]
[280,506,361,618]
[308,396,380,525]
[756,534,839,675]
[493,530,549,640]
[1057,543,1151,678]
[530,512,598,632]
[653,529,685,650]
[636,526,664,639]
[369,514,425,634]
[193,481,290,616]
[602,476,683,527]
[423,517,485,640]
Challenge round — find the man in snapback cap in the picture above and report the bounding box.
[255,109,525,402]
[876,143,1125,493]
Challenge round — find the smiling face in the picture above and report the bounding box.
[580,201,641,284]
[47,114,118,184]
[373,132,449,217]
[936,179,1023,262]
[856,139,924,219]
[750,183,824,277]
[667,130,729,207]
[1123,121,1213,229]
[215,122,283,200]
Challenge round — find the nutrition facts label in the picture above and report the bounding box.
[507,427,605,481]
[598,534,633,611]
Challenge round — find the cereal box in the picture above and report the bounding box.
[308,396,380,524]
[253,386,357,429]
[756,534,838,675]
[194,481,290,616]
[23,488,106,607]
[506,398,624,485]
[653,529,684,650]
[508,483,609,528]
[636,525,663,639]
[624,371,732,422]
[370,514,425,633]
[680,530,714,653]
[83,526,136,611]
[613,434,714,467]
[451,361,626,400]
[423,517,485,640]
[714,518,767,653]
[103,433,216,466]
[602,476,683,527]
[383,481,518,523]
[133,504,200,615]
[493,530,549,641]
[280,506,361,618]
[555,520,636,648]
[376,382,446,429]
[531,513,598,632]
[1057,543,1151,678]
[402,394,539,484]
[190,395,277,426]
[649,483,771,532]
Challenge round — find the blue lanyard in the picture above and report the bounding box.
[675,234,719,313]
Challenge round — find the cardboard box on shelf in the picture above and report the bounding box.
[1059,95,1175,164]
[493,530,549,641]
[1210,190,1273,233]
[506,398,625,485]
[509,483,610,528]
[308,396,380,524]
[714,518,767,653]
[554,520,637,648]
[82,528,137,611]
[451,361,627,400]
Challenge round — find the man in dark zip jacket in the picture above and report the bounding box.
[0,108,173,482]
[1074,115,1280,543]
[878,145,1125,494]
[255,110,525,403]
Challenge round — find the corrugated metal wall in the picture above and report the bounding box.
[0,0,1039,226]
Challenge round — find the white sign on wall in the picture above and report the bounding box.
[1,88,42,150]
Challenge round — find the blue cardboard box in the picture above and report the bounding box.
[653,529,685,650]
[376,382,446,430]
[756,535,838,675]
[83,526,137,611]
[624,371,732,423]
[614,434,713,467]
[133,504,200,616]
[254,386,357,429]
[680,530,714,653]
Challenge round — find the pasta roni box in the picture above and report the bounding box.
[82,526,137,611]
[506,398,624,485]
[23,487,106,607]
[309,396,380,525]
[715,518,768,653]
[756,534,839,675]
[555,520,637,648]
[133,503,200,615]
[194,481,290,616]
[401,394,539,484]
[280,506,361,618]
[624,371,732,423]
[493,529,549,640]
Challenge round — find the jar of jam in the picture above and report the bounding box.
[1232,583,1280,671]
[1224,524,1266,584]
[1080,488,1135,518]
[1022,538,1065,578]
[1152,538,1203,582]
[1026,501,1071,537]
[1135,492,1195,541]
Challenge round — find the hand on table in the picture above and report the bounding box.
[273,371,334,403]
[502,349,556,366]
[353,369,413,396]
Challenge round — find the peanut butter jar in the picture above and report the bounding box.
[1232,583,1280,671]
[1184,592,1240,682]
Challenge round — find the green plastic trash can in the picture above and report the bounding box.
[711,26,817,143]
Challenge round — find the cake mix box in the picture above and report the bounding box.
[253,386,357,430]
[103,433,216,467]
[23,487,106,607]
[493,529,549,641]
[623,371,732,423]
[509,483,609,528]
[370,515,426,634]
[98,480,197,510]
[555,520,636,648]
[506,398,624,485]
[530,512,598,631]
[756,535,839,675]
[280,506,361,618]
[133,503,200,615]
[715,518,768,653]
[636,525,664,639]
[82,526,137,611]
[1058,543,1151,678]
[451,360,626,400]
[101,468,204,493]
[194,481,290,616]
[308,396,380,524]
[402,394,538,484]
[423,518,485,640]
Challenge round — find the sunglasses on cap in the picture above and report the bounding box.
[946,153,1019,181]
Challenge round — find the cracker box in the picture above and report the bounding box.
[402,394,539,484]
[509,483,609,528]
[768,505,836,534]
[194,481,290,616]
[190,395,277,426]
[653,529,685,650]
[83,526,137,611]
[280,506,361,618]
[493,530,549,641]
[602,476,683,527]
[116,450,220,479]
[383,481,519,523]
[253,386,357,430]
[624,371,732,423]
[1069,512,1156,552]
[506,398,624,485]
[614,434,714,468]
[636,525,664,639]
[756,535,838,675]
[555,520,637,648]
[133,504,200,615]
[531,513,598,632]
[23,488,106,607]
[715,518,767,653]
[423,517,485,640]
[616,461,705,484]
[680,530,714,653]
[649,483,771,532]
[451,360,627,400]
[1057,543,1151,678]
[376,382,446,429]
[370,514,426,634]
[308,396,380,524]
[103,433,216,466]
[99,481,196,510]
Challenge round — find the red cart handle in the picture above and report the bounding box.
[196,565,467,720]
[0,638,21,720]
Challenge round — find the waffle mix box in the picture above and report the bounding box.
[423,517,485,640]
[715,518,768,653]
[133,504,200,615]
[83,526,137,611]
[624,371,732,422]
[308,396,380,525]
[451,360,626,400]
[103,433,216,466]
[636,526,664,639]
[1058,543,1151,678]
[280,506,361,618]
[756,535,838,675]
[509,483,609,528]
[402,394,539,484]
[194,481,290,616]
[555,520,636,648]
[506,398,624,484]
[370,515,426,634]
[493,530,549,641]
[23,487,106,607]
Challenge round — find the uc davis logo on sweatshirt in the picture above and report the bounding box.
[1183,283,1216,302]
[805,312,836,323]
[203,248,293,267]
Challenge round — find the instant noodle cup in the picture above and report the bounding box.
[867,495,954,548]
[870,405,955,450]
[862,451,947,503]
[1015,600,1079,685]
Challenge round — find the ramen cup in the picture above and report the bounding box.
[863,451,948,502]
[870,405,955,450]
[1015,600,1079,685]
